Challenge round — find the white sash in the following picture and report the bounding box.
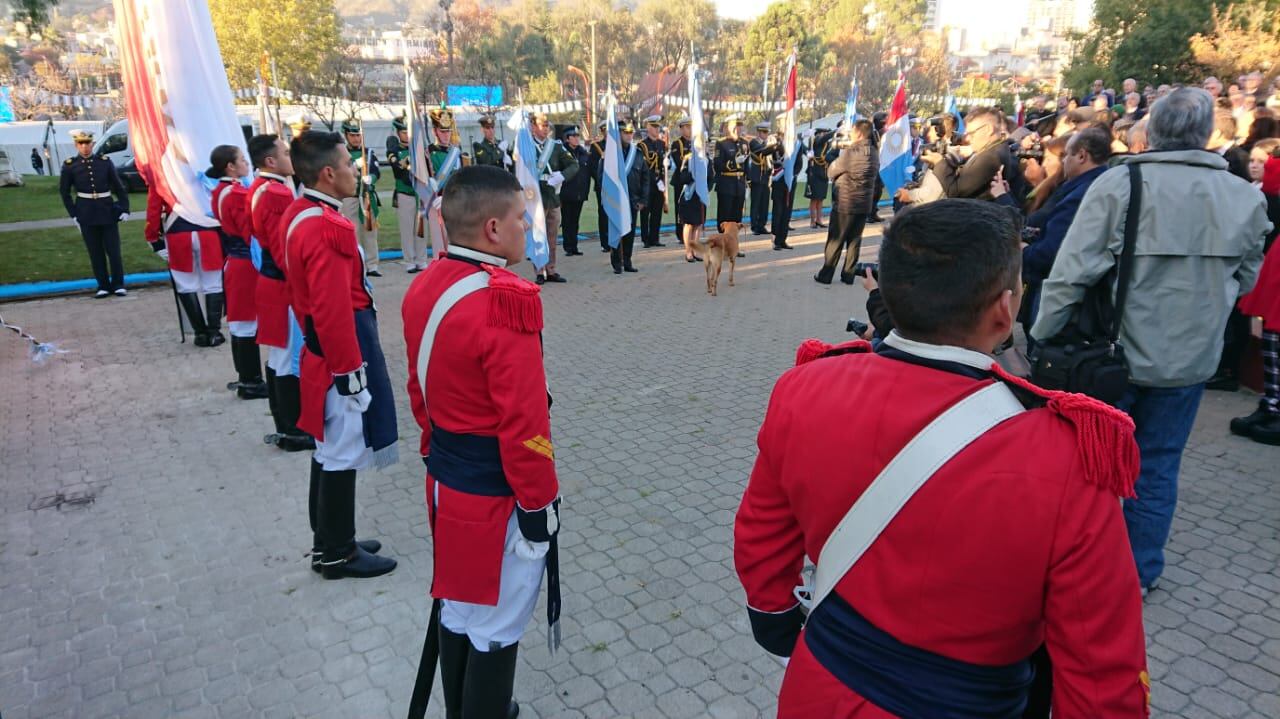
[415,271,491,404]
[801,381,1026,611]
[283,207,324,275]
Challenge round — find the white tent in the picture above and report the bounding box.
[0,120,106,175]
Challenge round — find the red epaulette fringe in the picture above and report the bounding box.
[990,364,1139,499]
[794,338,872,366]
[484,265,543,334]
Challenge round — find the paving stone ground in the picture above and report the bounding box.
[1,224,1278,718]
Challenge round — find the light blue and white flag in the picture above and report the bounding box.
[845,73,860,128]
[600,93,631,249]
[507,107,550,269]
[687,58,710,207]
[945,94,965,137]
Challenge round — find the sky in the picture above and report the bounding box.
[713,0,774,21]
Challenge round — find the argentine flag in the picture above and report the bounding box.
[781,52,799,190]
[507,108,550,269]
[845,73,860,128]
[687,59,710,207]
[945,94,965,137]
[601,94,631,249]
[878,75,913,199]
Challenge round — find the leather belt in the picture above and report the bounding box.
[77,192,113,199]
[721,171,743,177]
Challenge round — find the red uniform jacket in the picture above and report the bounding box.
[143,187,221,273]
[212,178,256,322]
[735,337,1149,718]
[281,189,371,439]
[248,174,296,348]
[402,249,559,605]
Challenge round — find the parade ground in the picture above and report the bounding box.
[2,226,1280,719]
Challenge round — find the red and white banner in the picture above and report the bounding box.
[114,0,246,227]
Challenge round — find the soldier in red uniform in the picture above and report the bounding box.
[735,200,1150,718]
[282,130,397,580]
[247,134,314,452]
[209,145,267,399]
[143,171,225,348]
[403,165,561,719]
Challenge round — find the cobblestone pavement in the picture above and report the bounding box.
[2,223,1278,718]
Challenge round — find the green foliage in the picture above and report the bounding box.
[6,0,60,28]
[209,0,344,92]
[525,69,563,104]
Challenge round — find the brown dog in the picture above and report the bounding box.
[700,221,740,296]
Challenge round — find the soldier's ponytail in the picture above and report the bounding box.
[205,145,242,179]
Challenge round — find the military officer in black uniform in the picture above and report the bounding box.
[747,121,780,235]
[668,117,693,241]
[598,120,650,274]
[60,130,131,298]
[471,115,511,169]
[713,115,748,231]
[559,126,592,256]
[638,115,667,247]
[589,121,610,252]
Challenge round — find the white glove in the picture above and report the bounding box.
[354,157,365,170]
[118,212,130,222]
[361,174,373,185]
[503,153,514,167]
[431,195,443,212]
[514,537,550,560]
[72,218,79,228]
[806,151,815,160]
[657,180,666,193]
[498,140,509,152]
[547,171,565,188]
[346,388,372,413]
[157,248,169,261]
[735,154,747,165]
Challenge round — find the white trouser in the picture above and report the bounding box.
[229,320,257,338]
[440,511,546,652]
[341,197,379,272]
[397,194,428,267]
[265,308,303,377]
[170,242,222,294]
[313,385,371,472]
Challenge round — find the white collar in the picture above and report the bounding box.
[447,244,508,267]
[259,171,290,183]
[302,187,342,210]
[218,176,236,184]
[882,331,994,371]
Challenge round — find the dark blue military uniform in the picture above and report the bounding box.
[60,152,130,293]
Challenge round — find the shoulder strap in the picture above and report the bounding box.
[806,381,1026,610]
[415,271,491,405]
[1110,163,1142,342]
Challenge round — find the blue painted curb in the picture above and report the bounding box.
[1,203,886,301]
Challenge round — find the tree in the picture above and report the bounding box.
[1190,2,1280,84]
[5,0,60,28]
[525,69,562,104]
[634,0,718,72]
[739,1,816,93]
[208,0,344,94]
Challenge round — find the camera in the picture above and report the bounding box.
[1016,140,1045,161]
[852,262,878,279]
[846,318,869,335]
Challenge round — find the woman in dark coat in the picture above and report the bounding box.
[815,119,878,285]
[803,128,838,228]
[676,150,707,262]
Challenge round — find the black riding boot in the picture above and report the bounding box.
[264,366,284,438]
[318,470,396,579]
[177,293,212,346]
[203,292,227,347]
[460,641,520,719]
[274,374,316,452]
[231,337,268,399]
[439,624,471,719]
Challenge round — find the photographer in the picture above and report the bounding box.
[991,127,1113,345]
[928,107,1020,201]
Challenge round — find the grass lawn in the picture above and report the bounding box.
[0,176,148,225]
[0,186,839,285]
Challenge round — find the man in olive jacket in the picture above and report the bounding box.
[815,120,879,285]
[1034,88,1269,597]
[531,112,580,284]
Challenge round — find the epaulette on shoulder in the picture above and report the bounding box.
[64,158,73,165]
[794,337,872,366]
[482,265,543,334]
[991,364,1139,499]
[320,209,357,255]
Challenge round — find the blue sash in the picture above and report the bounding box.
[804,592,1034,719]
[426,425,513,497]
[353,309,398,469]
